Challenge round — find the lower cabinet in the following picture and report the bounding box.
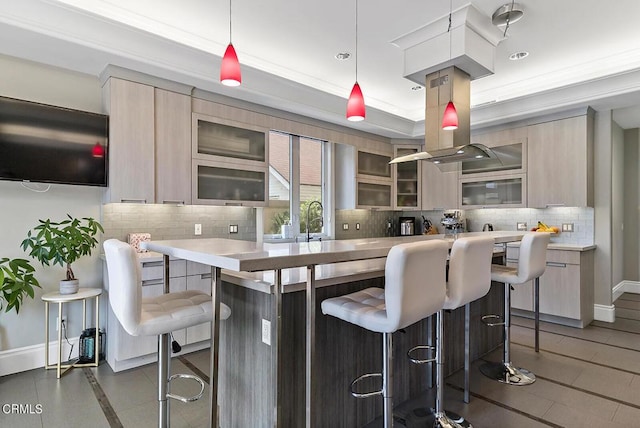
[104,257,212,372]
[507,247,594,327]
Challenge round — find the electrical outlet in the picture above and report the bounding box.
[261,319,271,346]
[356,223,360,230]
[342,223,349,230]
[516,222,527,231]
[562,223,574,232]
[56,316,67,331]
[229,224,238,234]
[194,223,202,235]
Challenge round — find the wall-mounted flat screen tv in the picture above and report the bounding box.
[0,96,108,187]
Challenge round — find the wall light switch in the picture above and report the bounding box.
[356,223,360,230]
[516,222,527,231]
[562,223,574,232]
[229,224,239,234]
[342,223,349,230]
[194,224,202,235]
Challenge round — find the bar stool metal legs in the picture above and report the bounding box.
[434,310,472,428]
[479,282,536,386]
[350,332,395,428]
[382,332,394,428]
[159,333,171,428]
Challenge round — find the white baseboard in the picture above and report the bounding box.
[594,304,616,323]
[612,280,640,301]
[0,337,79,377]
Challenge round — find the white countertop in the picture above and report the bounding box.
[141,231,526,273]
[507,242,596,251]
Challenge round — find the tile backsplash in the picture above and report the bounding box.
[102,203,257,243]
[335,207,594,245]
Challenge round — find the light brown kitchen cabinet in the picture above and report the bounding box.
[103,78,194,205]
[336,143,393,209]
[507,246,594,327]
[393,145,421,210]
[527,112,594,208]
[155,89,192,204]
[191,113,269,206]
[103,78,155,203]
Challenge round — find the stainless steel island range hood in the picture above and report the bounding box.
[390,66,497,170]
[390,5,505,170]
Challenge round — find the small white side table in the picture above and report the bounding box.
[42,287,102,378]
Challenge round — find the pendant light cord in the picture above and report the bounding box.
[448,0,452,60]
[229,0,232,43]
[355,0,358,82]
[503,0,515,37]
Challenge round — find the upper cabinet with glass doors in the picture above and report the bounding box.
[336,144,393,210]
[393,145,421,210]
[191,113,268,206]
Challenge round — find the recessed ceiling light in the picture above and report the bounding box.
[335,52,351,60]
[509,51,529,61]
[456,149,465,154]
[411,85,424,91]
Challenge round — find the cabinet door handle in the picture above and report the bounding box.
[545,203,565,207]
[141,261,164,268]
[162,200,185,205]
[225,202,243,206]
[200,273,212,280]
[546,262,567,268]
[120,198,147,203]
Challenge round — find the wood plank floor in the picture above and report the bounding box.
[2,294,640,427]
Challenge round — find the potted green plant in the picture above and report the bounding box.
[21,215,103,295]
[0,258,40,314]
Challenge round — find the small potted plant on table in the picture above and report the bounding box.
[0,257,40,313]
[21,215,103,295]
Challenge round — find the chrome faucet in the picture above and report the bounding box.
[306,200,323,242]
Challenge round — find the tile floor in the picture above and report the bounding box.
[2,294,640,428]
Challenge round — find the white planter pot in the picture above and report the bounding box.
[60,279,79,295]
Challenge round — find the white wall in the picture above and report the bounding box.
[623,129,639,281]
[612,121,625,288]
[0,54,103,351]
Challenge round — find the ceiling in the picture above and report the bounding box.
[2,0,640,137]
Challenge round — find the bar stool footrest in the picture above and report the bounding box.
[479,361,536,386]
[350,373,383,398]
[166,374,206,403]
[481,314,505,327]
[434,410,473,428]
[407,345,436,365]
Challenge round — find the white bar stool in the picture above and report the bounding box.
[408,236,494,428]
[104,239,231,428]
[321,240,449,428]
[480,232,550,385]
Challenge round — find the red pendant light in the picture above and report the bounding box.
[441,0,458,130]
[346,0,365,121]
[220,0,241,87]
[347,82,365,121]
[92,142,105,158]
[220,43,241,86]
[442,101,458,130]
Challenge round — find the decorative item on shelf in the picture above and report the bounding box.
[0,257,40,314]
[21,215,103,295]
[346,0,365,121]
[220,0,241,86]
[127,233,151,253]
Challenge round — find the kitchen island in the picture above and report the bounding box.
[142,232,526,427]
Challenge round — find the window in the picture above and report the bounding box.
[263,131,331,241]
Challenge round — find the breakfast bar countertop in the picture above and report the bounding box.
[140,231,527,274]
